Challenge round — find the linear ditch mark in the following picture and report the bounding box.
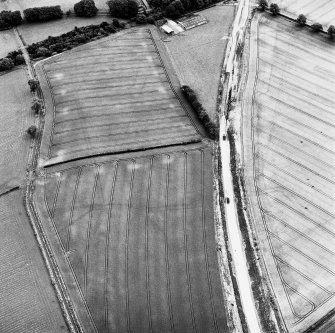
[104,162,118,333]
[43,140,203,169]
[0,186,20,197]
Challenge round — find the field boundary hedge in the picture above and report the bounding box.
[227,127,281,333]
[0,21,125,72]
[181,85,219,140]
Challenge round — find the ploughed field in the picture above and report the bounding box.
[0,191,67,333]
[275,0,335,28]
[34,144,228,333]
[37,28,201,166]
[243,16,335,332]
[0,69,32,193]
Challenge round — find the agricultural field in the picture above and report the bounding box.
[241,15,335,332]
[0,68,32,193]
[18,16,114,45]
[275,0,335,28]
[0,0,109,13]
[34,143,228,333]
[0,190,67,333]
[37,28,202,166]
[0,29,19,58]
[165,4,235,121]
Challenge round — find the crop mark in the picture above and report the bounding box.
[258,187,335,238]
[257,156,335,201]
[66,167,82,251]
[269,232,335,276]
[258,174,335,218]
[104,162,118,332]
[256,118,335,155]
[83,166,100,297]
[255,146,335,185]
[183,152,197,333]
[200,150,219,333]
[163,154,175,333]
[145,157,154,333]
[263,211,335,256]
[50,172,63,220]
[125,161,136,333]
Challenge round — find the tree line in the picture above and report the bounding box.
[258,1,335,39]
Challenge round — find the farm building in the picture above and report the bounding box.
[177,14,207,30]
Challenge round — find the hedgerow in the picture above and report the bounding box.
[24,6,63,23]
[181,85,218,140]
[0,10,23,30]
[0,21,125,71]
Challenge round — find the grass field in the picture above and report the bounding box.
[241,15,335,332]
[0,69,33,193]
[275,0,335,28]
[18,16,114,45]
[0,190,67,333]
[0,29,19,58]
[34,143,228,333]
[37,28,202,166]
[165,5,235,121]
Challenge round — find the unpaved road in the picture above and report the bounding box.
[219,0,262,332]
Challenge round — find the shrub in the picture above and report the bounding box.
[164,0,185,19]
[28,79,40,92]
[181,85,218,140]
[31,98,42,114]
[24,6,63,23]
[0,58,14,71]
[147,16,155,24]
[66,10,72,17]
[258,0,268,11]
[311,22,323,33]
[107,0,139,19]
[74,0,98,17]
[136,14,147,24]
[27,125,37,138]
[327,25,335,39]
[0,10,23,29]
[15,54,25,65]
[37,46,51,57]
[296,14,306,27]
[269,3,280,16]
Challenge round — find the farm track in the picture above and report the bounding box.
[34,146,228,333]
[241,14,335,332]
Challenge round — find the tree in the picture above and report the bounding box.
[0,10,22,29]
[31,98,43,114]
[164,0,185,18]
[311,22,323,33]
[27,125,37,138]
[296,14,306,27]
[136,14,147,24]
[74,0,98,17]
[0,58,14,71]
[270,3,280,15]
[107,0,138,19]
[28,79,40,92]
[327,25,335,39]
[258,0,268,11]
[15,54,25,65]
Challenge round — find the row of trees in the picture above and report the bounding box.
[0,10,23,30]
[0,20,125,72]
[0,0,99,30]
[181,85,218,140]
[258,1,335,39]
[149,0,221,20]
